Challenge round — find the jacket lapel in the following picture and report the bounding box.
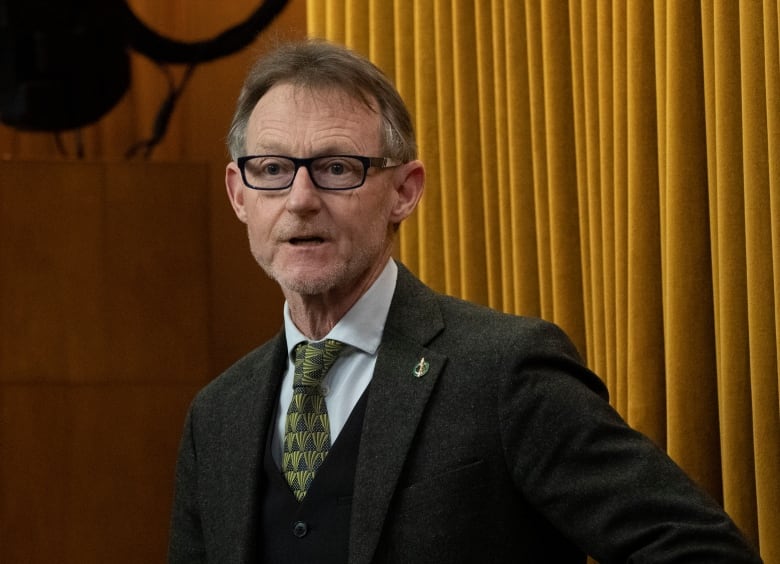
[219,332,287,563]
[349,264,446,564]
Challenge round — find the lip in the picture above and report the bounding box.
[287,236,326,246]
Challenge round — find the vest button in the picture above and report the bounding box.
[292,521,309,538]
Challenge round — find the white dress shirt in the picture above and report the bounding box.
[271,259,398,466]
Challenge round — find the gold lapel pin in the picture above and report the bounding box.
[413,357,430,378]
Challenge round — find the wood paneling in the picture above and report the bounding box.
[1,161,211,562]
[1,162,211,384]
[0,0,302,373]
[0,2,305,561]
[1,383,199,563]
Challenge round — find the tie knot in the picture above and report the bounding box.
[293,339,345,388]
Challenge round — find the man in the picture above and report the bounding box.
[169,39,762,563]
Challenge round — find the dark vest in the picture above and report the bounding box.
[260,392,369,563]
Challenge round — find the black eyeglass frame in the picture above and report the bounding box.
[235,154,403,191]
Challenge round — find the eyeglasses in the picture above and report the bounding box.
[236,154,403,191]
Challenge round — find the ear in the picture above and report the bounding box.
[225,161,248,223]
[389,160,425,224]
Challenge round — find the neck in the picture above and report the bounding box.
[285,257,391,340]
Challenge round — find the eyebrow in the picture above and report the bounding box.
[248,143,372,157]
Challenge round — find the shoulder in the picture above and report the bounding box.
[440,293,582,361]
[392,263,605,396]
[439,294,601,382]
[394,263,584,363]
[190,332,285,412]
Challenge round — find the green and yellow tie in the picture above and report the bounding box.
[282,339,345,501]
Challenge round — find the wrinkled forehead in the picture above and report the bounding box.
[246,82,385,152]
[259,82,380,119]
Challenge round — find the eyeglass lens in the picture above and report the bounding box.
[242,156,367,190]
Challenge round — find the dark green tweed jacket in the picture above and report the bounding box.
[169,263,761,564]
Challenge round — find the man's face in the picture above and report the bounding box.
[225,83,421,302]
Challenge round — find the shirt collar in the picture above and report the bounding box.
[283,259,398,357]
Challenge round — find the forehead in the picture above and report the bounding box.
[246,83,382,153]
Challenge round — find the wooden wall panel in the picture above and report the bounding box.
[1,383,199,562]
[0,161,211,563]
[0,3,307,561]
[0,0,304,375]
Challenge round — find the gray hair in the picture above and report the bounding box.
[226,39,417,162]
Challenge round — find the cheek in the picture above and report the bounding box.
[245,212,273,248]
[338,211,384,245]
[341,191,395,232]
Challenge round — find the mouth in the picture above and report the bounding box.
[288,236,325,246]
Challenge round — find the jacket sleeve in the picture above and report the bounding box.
[168,406,207,564]
[498,321,763,564]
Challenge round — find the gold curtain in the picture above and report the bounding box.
[308,0,780,560]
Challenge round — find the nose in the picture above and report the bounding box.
[285,165,322,215]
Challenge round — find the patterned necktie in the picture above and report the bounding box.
[282,339,345,501]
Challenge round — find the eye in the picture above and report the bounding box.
[310,156,365,189]
[328,162,346,175]
[314,157,362,176]
[245,157,292,178]
[240,156,296,189]
[258,158,291,176]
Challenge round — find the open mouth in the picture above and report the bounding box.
[289,236,324,245]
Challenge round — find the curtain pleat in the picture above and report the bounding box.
[540,3,588,354]
[491,0,514,313]
[740,3,778,559]
[452,0,489,305]
[663,0,723,504]
[306,0,325,37]
[596,1,618,411]
[758,5,780,561]
[625,1,666,446]
[433,1,462,296]
[407,0,439,286]
[344,0,367,50]
[504,2,542,320]
[741,0,780,544]
[525,1,555,321]
[569,0,596,372]
[704,0,759,537]
[475,2,503,309]
[307,0,778,557]
[611,0,629,419]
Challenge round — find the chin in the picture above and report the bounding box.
[257,250,381,299]
[268,264,346,297]
[279,276,335,296]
